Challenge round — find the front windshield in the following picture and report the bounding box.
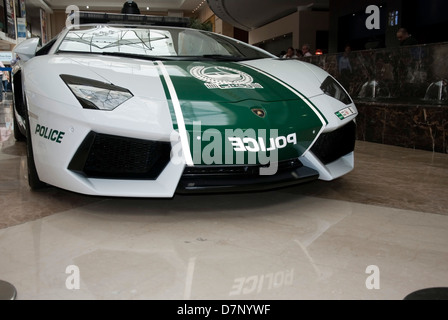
[57,25,272,61]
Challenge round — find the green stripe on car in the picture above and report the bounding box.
[157,61,326,166]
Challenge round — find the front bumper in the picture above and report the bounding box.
[176,159,320,194]
[30,88,356,197]
[177,120,357,193]
[60,121,355,196]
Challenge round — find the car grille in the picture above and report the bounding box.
[311,121,357,165]
[69,132,171,180]
[177,158,320,193]
[182,158,304,177]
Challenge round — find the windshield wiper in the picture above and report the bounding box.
[58,51,260,62]
[200,54,250,61]
[101,52,178,61]
[57,50,175,61]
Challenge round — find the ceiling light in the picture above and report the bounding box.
[192,0,207,14]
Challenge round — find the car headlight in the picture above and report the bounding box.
[60,74,133,111]
[320,76,352,105]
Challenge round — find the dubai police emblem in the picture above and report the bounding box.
[190,66,263,90]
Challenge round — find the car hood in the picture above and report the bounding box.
[152,60,327,163]
[67,55,325,102]
[62,55,328,163]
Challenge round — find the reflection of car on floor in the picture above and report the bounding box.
[12,12,358,198]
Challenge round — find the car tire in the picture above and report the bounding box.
[13,113,26,142]
[24,99,47,190]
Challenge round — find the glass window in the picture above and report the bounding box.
[57,25,271,61]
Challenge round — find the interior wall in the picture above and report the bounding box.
[249,12,300,48]
[198,6,214,22]
[258,34,293,57]
[50,10,68,38]
[197,6,234,38]
[298,10,330,53]
[215,17,234,37]
[249,10,329,55]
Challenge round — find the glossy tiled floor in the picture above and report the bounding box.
[1,94,448,300]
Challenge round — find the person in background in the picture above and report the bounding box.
[339,45,353,91]
[2,69,9,94]
[396,28,418,46]
[296,49,304,58]
[0,61,5,102]
[302,44,313,57]
[11,54,20,66]
[282,47,298,59]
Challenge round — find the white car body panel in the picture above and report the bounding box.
[301,152,355,181]
[23,55,186,197]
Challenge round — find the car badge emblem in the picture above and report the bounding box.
[190,66,263,90]
[252,108,266,118]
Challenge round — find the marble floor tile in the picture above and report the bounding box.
[0,195,447,300]
[1,97,448,300]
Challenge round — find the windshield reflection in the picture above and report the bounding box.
[57,25,272,61]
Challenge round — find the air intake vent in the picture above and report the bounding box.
[69,132,171,180]
[311,121,357,165]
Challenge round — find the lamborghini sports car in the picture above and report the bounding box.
[12,13,358,198]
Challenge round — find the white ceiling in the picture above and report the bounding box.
[27,0,207,13]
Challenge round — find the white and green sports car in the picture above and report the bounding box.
[12,13,357,198]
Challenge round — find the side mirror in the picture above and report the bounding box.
[13,38,40,62]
